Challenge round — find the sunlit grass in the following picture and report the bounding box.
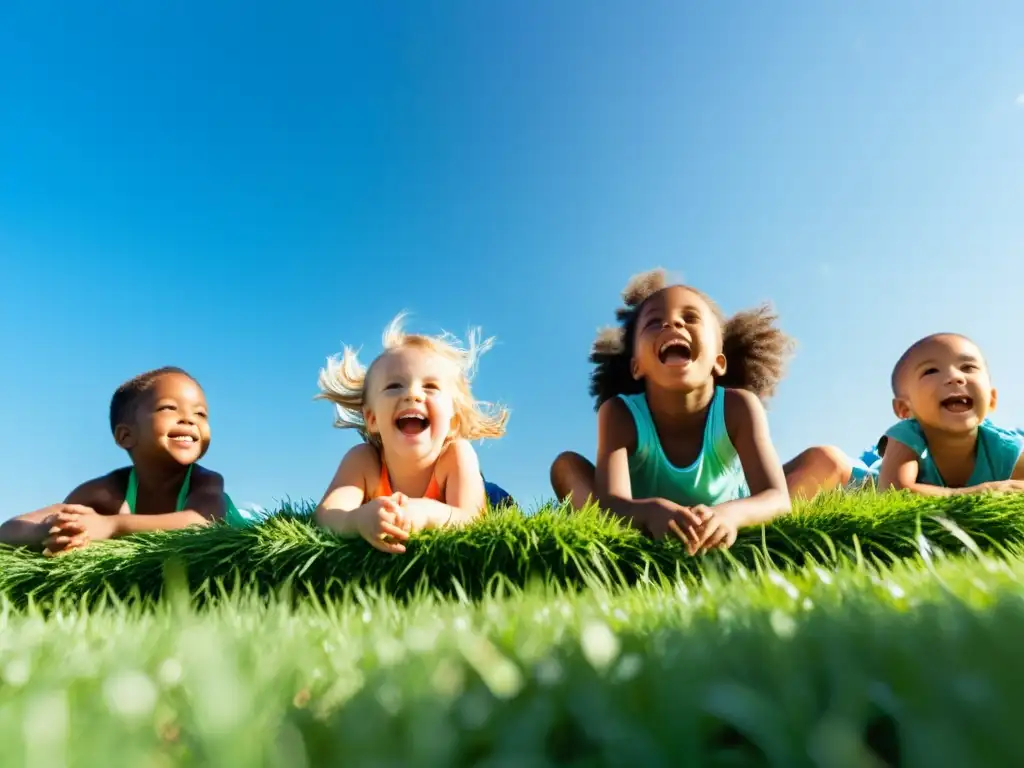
[3,489,1024,607]
[1,548,1023,766]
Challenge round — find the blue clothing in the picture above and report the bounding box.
[483,478,514,509]
[618,387,750,506]
[875,418,1024,487]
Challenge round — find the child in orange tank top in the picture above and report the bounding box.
[313,313,510,554]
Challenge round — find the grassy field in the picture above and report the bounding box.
[2,492,1024,766]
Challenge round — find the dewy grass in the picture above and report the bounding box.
[1,552,1023,766]
[3,490,1024,607]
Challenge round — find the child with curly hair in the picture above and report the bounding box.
[314,314,512,554]
[550,269,850,554]
[0,367,251,554]
[872,333,1024,494]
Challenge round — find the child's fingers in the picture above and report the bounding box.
[667,519,699,554]
[391,492,409,506]
[49,520,87,536]
[377,522,410,541]
[367,537,407,555]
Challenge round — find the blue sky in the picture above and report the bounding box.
[2,2,1023,516]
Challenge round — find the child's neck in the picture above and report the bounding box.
[919,424,979,487]
[130,462,192,511]
[380,448,437,498]
[645,380,717,429]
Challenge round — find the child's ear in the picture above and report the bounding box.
[363,407,378,434]
[712,353,727,378]
[630,357,641,380]
[989,387,998,412]
[114,424,135,450]
[892,397,912,419]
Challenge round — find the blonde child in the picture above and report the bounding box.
[314,314,511,554]
[550,269,850,554]
[873,332,1024,494]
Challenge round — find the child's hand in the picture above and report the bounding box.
[43,507,118,556]
[692,505,739,554]
[974,480,1024,494]
[391,495,440,532]
[638,499,712,553]
[355,497,412,554]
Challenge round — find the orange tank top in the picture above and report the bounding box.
[373,463,443,501]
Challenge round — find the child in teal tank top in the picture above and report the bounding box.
[0,367,258,555]
[550,268,850,555]
[867,333,1024,495]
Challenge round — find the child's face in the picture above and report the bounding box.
[893,335,996,432]
[117,373,212,465]
[363,346,458,462]
[631,286,727,391]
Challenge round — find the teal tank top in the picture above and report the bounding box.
[125,466,245,526]
[882,418,1024,487]
[618,386,750,506]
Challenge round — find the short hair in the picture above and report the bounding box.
[889,332,979,395]
[316,313,509,447]
[109,367,194,434]
[588,268,795,410]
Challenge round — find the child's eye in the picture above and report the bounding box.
[921,368,938,377]
[384,383,401,390]
[684,312,701,324]
[424,383,440,391]
[158,404,177,411]
[962,364,979,373]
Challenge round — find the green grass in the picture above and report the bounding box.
[2,550,1023,766]
[3,490,1024,607]
[4,492,1024,765]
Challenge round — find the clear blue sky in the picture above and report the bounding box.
[2,2,1023,516]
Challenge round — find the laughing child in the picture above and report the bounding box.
[874,333,1024,494]
[0,367,247,555]
[313,313,512,554]
[549,268,852,554]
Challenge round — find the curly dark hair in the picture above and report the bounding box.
[588,268,795,410]
[109,366,196,434]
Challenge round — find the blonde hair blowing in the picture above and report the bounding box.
[316,312,509,447]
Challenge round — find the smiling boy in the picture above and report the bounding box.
[0,367,233,554]
[876,333,1024,495]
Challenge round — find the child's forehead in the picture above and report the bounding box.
[639,286,711,317]
[375,346,456,377]
[148,373,205,401]
[908,335,984,366]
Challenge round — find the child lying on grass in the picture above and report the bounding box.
[869,333,1024,495]
[0,367,250,555]
[550,269,853,555]
[313,314,512,554]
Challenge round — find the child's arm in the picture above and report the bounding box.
[0,478,108,550]
[593,398,705,548]
[404,439,488,528]
[315,444,410,553]
[38,469,225,549]
[697,389,791,550]
[879,439,1024,494]
[104,469,226,534]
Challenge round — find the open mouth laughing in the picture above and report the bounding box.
[940,395,974,414]
[658,338,692,365]
[395,409,430,436]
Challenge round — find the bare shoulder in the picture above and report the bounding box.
[189,465,226,491]
[597,396,638,453]
[332,442,381,491]
[723,387,766,437]
[65,469,130,515]
[437,439,481,475]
